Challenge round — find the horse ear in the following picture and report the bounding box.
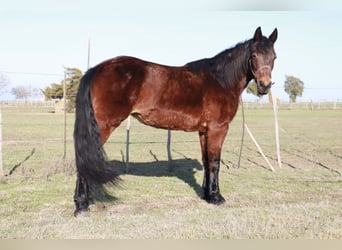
[269,28,278,43]
[253,27,262,42]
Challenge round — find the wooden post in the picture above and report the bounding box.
[63,71,67,159]
[87,35,91,70]
[0,108,3,178]
[245,124,275,172]
[268,90,273,104]
[270,91,282,168]
[125,116,131,173]
[167,129,173,171]
[237,96,245,168]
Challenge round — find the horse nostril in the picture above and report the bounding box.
[259,81,266,88]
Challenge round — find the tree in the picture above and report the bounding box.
[42,83,64,100]
[284,75,304,103]
[247,80,263,102]
[11,85,31,102]
[247,81,258,96]
[0,74,9,96]
[42,68,82,112]
[65,68,82,111]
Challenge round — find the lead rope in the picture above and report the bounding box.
[237,95,245,168]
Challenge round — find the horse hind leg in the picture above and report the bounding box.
[74,174,93,216]
[95,108,132,145]
[73,115,127,217]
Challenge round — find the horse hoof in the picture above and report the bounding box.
[205,194,226,205]
[213,196,226,205]
[74,208,90,217]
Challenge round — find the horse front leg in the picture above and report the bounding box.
[199,126,228,205]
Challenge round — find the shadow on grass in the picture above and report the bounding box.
[89,152,204,205]
[5,148,36,177]
[111,157,204,199]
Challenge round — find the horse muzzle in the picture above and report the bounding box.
[257,81,274,95]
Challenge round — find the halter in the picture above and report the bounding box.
[248,58,272,78]
[248,58,275,88]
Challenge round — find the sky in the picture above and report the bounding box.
[1,0,342,102]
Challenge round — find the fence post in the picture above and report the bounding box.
[0,108,3,179]
[167,129,173,171]
[125,116,131,173]
[245,124,275,172]
[63,71,67,159]
[271,92,282,168]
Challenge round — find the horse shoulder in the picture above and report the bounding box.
[201,79,239,127]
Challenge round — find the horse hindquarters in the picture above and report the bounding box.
[73,67,121,216]
[199,125,228,204]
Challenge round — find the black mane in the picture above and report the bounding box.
[186,39,252,89]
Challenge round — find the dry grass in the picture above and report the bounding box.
[0,108,341,239]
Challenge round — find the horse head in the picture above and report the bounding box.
[249,27,278,95]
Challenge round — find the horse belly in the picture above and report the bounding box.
[130,64,204,131]
[131,108,201,132]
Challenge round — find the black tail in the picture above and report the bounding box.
[74,67,120,186]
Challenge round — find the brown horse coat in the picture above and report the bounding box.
[73,27,278,216]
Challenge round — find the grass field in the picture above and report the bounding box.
[0,106,341,239]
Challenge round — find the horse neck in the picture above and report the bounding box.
[210,40,253,94]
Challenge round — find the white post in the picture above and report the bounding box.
[87,35,91,70]
[0,108,3,178]
[271,93,282,168]
[245,124,275,172]
[63,71,66,159]
[167,129,173,171]
[237,97,245,168]
[125,116,131,173]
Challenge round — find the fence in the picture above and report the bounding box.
[0,100,55,112]
[243,101,342,110]
[1,100,341,111]
[1,102,341,180]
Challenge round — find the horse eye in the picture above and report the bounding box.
[252,53,257,58]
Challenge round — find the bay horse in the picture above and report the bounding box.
[73,27,278,216]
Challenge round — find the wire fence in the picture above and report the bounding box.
[1,100,342,111]
[243,101,342,110]
[1,101,341,179]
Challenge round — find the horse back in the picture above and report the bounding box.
[91,56,232,133]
